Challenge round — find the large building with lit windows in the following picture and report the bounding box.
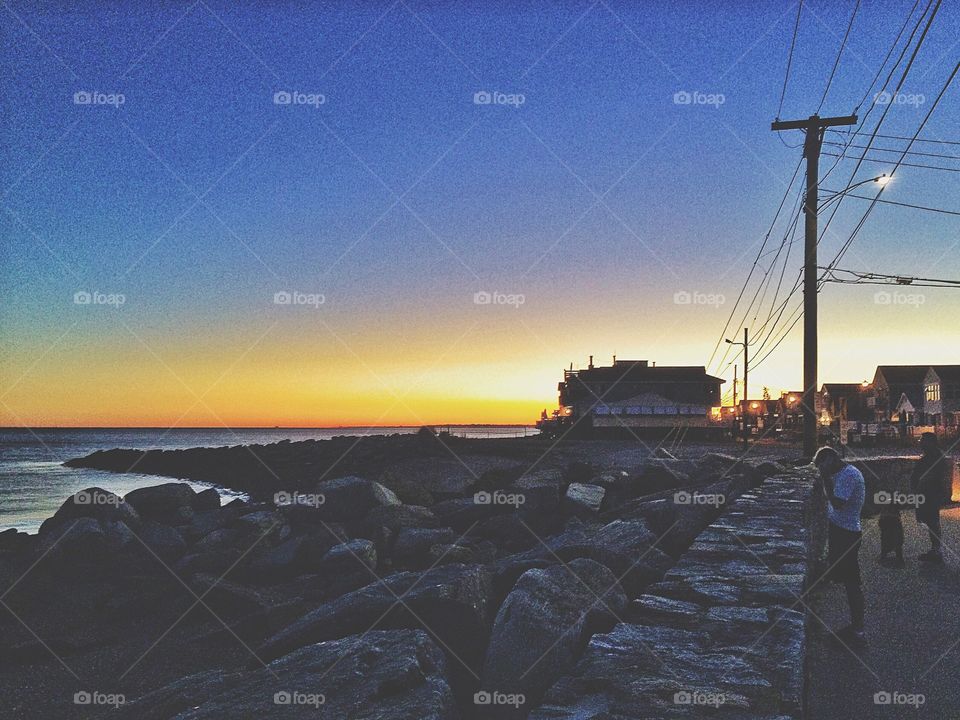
[539,357,725,436]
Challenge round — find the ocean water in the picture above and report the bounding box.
[0,426,536,533]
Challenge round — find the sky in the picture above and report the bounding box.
[1,0,958,427]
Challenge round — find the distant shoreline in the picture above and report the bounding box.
[0,424,536,431]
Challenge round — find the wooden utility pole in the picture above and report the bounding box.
[732,364,738,408]
[742,327,749,449]
[770,113,857,458]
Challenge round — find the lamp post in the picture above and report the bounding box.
[725,328,750,449]
[818,174,891,211]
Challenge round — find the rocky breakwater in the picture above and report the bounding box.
[530,465,816,719]
[0,452,785,719]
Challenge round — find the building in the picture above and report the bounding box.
[777,391,804,430]
[546,357,725,436]
[820,383,873,424]
[924,366,960,430]
[871,366,929,424]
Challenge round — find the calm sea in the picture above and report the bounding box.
[0,426,536,533]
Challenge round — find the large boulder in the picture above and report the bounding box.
[258,563,493,696]
[122,630,459,720]
[554,519,673,596]
[232,510,290,545]
[362,504,437,532]
[138,520,188,563]
[481,559,627,717]
[313,476,402,523]
[38,487,140,536]
[316,539,377,575]
[35,517,137,573]
[565,483,606,514]
[192,487,222,511]
[124,483,197,524]
[392,528,456,568]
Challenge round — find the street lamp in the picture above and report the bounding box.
[725,328,751,448]
[818,174,890,211]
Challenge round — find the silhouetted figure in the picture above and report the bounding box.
[878,504,904,566]
[911,432,952,564]
[814,446,866,647]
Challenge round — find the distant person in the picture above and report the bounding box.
[911,432,952,564]
[878,503,905,567]
[814,446,866,646]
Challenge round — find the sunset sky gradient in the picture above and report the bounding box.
[2,0,958,427]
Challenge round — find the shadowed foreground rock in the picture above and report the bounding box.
[257,563,492,700]
[121,629,459,719]
[481,558,627,718]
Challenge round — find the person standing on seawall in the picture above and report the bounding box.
[911,432,952,564]
[814,446,866,647]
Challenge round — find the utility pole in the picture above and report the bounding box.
[742,327,749,449]
[732,364,738,408]
[771,113,857,458]
[725,328,750,449]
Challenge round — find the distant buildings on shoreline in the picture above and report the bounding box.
[537,356,960,442]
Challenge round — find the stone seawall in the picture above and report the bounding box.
[532,468,816,719]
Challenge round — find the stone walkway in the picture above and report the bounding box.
[807,506,960,718]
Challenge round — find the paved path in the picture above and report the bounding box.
[808,505,960,718]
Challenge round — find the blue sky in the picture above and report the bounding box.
[2,0,958,425]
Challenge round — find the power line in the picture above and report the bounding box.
[816,0,939,247]
[822,139,960,161]
[817,0,861,112]
[777,0,804,119]
[829,129,960,146]
[819,267,960,287]
[819,190,960,216]
[822,0,947,272]
[822,152,960,173]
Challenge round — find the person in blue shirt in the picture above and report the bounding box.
[814,446,866,647]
